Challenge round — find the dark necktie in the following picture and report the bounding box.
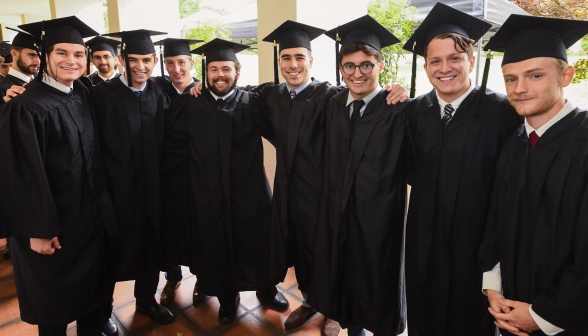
[68,88,73,95]
[349,99,365,149]
[290,90,296,100]
[442,103,454,128]
[135,90,142,98]
[217,98,224,107]
[529,131,540,149]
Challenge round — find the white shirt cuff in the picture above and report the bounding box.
[482,262,502,295]
[529,305,564,335]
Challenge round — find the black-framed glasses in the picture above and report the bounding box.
[340,61,380,75]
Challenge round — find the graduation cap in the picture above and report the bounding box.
[0,42,12,63]
[190,38,249,84]
[402,2,492,97]
[324,15,400,86]
[6,27,41,52]
[484,14,588,66]
[18,16,99,83]
[262,20,325,83]
[154,38,202,76]
[103,29,166,87]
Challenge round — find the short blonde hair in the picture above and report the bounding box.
[0,55,4,64]
[555,58,568,75]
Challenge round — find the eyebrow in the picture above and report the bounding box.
[503,67,545,77]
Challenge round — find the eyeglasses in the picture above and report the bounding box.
[340,61,380,75]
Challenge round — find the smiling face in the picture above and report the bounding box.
[92,50,117,77]
[119,53,157,89]
[502,57,573,123]
[46,43,86,86]
[165,55,194,86]
[279,47,312,89]
[207,60,240,97]
[13,47,40,76]
[424,37,475,103]
[340,46,384,100]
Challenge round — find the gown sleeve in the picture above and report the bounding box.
[0,101,60,238]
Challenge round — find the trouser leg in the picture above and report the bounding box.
[76,307,107,336]
[217,291,239,307]
[134,269,160,307]
[38,325,67,336]
[164,265,183,282]
[347,324,366,336]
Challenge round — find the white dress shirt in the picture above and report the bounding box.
[436,80,475,118]
[42,73,73,94]
[8,67,34,83]
[346,85,382,118]
[97,71,119,82]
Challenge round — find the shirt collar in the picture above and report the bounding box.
[173,79,195,94]
[42,72,73,94]
[8,67,34,82]
[436,80,475,111]
[119,73,147,92]
[346,85,382,107]
[524,100,575,137]
[209,88,235,101]
[97,71,118,82]
[286,78,312,95]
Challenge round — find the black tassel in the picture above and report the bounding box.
[86,46,91,76]
[36,21,46,83]
[159,44,164,76]
[480,49,492,92]
[335,31,341,86]
[410,41,417,98]
[273,41,279,84]
[122,32,132,87]
[201,55,206,85]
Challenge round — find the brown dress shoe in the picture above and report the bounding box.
[160,280,180,305]
[193,281,207,305]
[322,318,341,336]
[284,305,317,329]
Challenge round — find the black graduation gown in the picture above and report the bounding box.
[92,76,170,281]
[404,87,522,336]
[87,71,121,86]
[479,108,588,336]
[153,75,200,100]
[0,79,118,325]
[163,88,275,295]
[258,80,339,293]
[308,89,409,334]
[0,73,26,106]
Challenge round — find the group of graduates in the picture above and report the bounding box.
[1,2,588,336]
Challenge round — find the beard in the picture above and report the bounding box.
[208,76,239,97]
[17,57,38,76]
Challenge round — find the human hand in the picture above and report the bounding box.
[30,237,61,255]
[385,83,409,105]
[190,82,203,97]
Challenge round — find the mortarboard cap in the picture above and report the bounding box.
[7,28,41,52]
[19,16,98,47]
[402,2,491,57]
[324,15,400,86]
[85,36,120,56]
[103,29,166,55]
[191,38,249,63]
[262,20,325,52]
[262,20,325,83]
[325,15,400,52]
[191,38,249,84]
[0,42,12,63]
[154,38,202,58]
[484,14,588,66]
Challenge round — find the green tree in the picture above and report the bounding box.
[180,0,201,19]
[368,0,417,87]
[185,20,232,80]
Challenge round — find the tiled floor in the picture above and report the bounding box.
[0,238,411,336]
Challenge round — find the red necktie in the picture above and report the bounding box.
[529,131,539,149]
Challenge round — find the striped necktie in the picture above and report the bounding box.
[290,90,296,100]
[442,103,454,128]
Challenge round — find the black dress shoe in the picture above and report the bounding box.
[218,294,240,324]
[256,291,289,311]
[102,318,119,336]
[136,303,175,324]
